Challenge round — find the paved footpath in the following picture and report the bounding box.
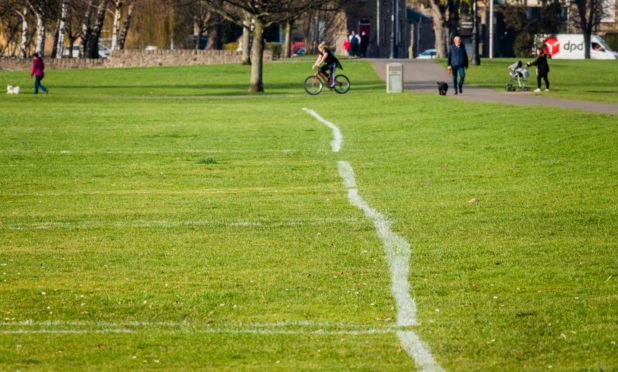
[368,59,618,116]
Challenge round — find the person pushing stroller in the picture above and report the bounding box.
[527,48,550,92]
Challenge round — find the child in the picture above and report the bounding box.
[312,43,343,88]
[527,48,550,92]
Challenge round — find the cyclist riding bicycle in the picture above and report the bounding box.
[312,43,342,88]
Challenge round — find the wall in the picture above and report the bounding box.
[0,49,270,71]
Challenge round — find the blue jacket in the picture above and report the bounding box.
[448,44,468,68]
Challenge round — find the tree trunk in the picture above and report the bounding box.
[85,0,109,59]
[249,18,265,93]
[574,0,601,59]
[68,37,77,58]
[430,0,448,58]
[283,18,293,58]
[56,1,68,59]
[18,7,29,58]
[118,2,134,50]
[33,9,46,56]
[194,22,204,49]
[313,12,320,54]
[80,0,94,58]
[51,22,60,58]
[111,1,123,51]
[241,13,251,65]
[206,24,220,49]
[583,31,591,59]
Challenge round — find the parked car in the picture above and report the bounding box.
[416,49,436,59]
[292,47,305,56]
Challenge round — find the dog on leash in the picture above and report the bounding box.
[437,81,448,96]
[7,85,20,95]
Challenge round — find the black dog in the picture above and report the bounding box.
[437,81,448,95]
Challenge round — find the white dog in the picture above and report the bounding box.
[7,85,20,95]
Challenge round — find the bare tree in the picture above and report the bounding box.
[117,1,134,50]
[572,0,610,58]
[241,11,251,64]
[17,6,29,58]
[200,0,333,92]
[64,1,87,57]
[0,1,24,56]
[86,0,109,58]
[79,0,94,57]
[78,0,109,58]
[427,0,461,58]
[109,0,123,50]
[55,1,68,58]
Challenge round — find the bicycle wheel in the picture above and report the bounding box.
[333,74,350,94]
[304,75,323,95]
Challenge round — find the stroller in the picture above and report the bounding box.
[506,61,530,92]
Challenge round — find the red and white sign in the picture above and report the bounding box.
[544,36,559,57]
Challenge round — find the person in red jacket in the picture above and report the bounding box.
[30,53,48,95]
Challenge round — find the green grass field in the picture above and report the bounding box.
[433,58,618,103]
[1,61,617,370]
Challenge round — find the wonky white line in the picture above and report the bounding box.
[302,108,342,153]
[305,108,444,372]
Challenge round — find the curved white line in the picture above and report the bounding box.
[302,108,342,152]
[304,108,444,371]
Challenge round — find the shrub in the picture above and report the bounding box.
[266,43,282,59]
[223,42,238,51]
[514,32,534,57]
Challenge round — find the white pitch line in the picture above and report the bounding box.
[304,109,444,372]
[0,320,386,328]
[0,328,391,336]
[1,217,361,231]
[0,329,133,334]
[0,320,406,336]
[302,108,342,153]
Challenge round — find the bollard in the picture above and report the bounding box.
[386,63,403,93]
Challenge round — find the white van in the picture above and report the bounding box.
[540,34,618,59]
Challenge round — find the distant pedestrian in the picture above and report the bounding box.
[447,36,468,95]
[527,48,550,92]
[348,31,360,57]
[360,31,369,57]
[343,40,351,56]
[30,53,48,95]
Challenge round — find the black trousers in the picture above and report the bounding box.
[537,72,549,89]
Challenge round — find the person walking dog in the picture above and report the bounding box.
[30,53,48,95]
[447,36,468,95]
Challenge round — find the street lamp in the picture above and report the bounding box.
[489,0,494,58]
[390,0,396,59]
[471,0,480,65]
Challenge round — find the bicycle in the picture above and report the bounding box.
[304,69,350,95]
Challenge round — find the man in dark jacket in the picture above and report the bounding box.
[447,36,468,95]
